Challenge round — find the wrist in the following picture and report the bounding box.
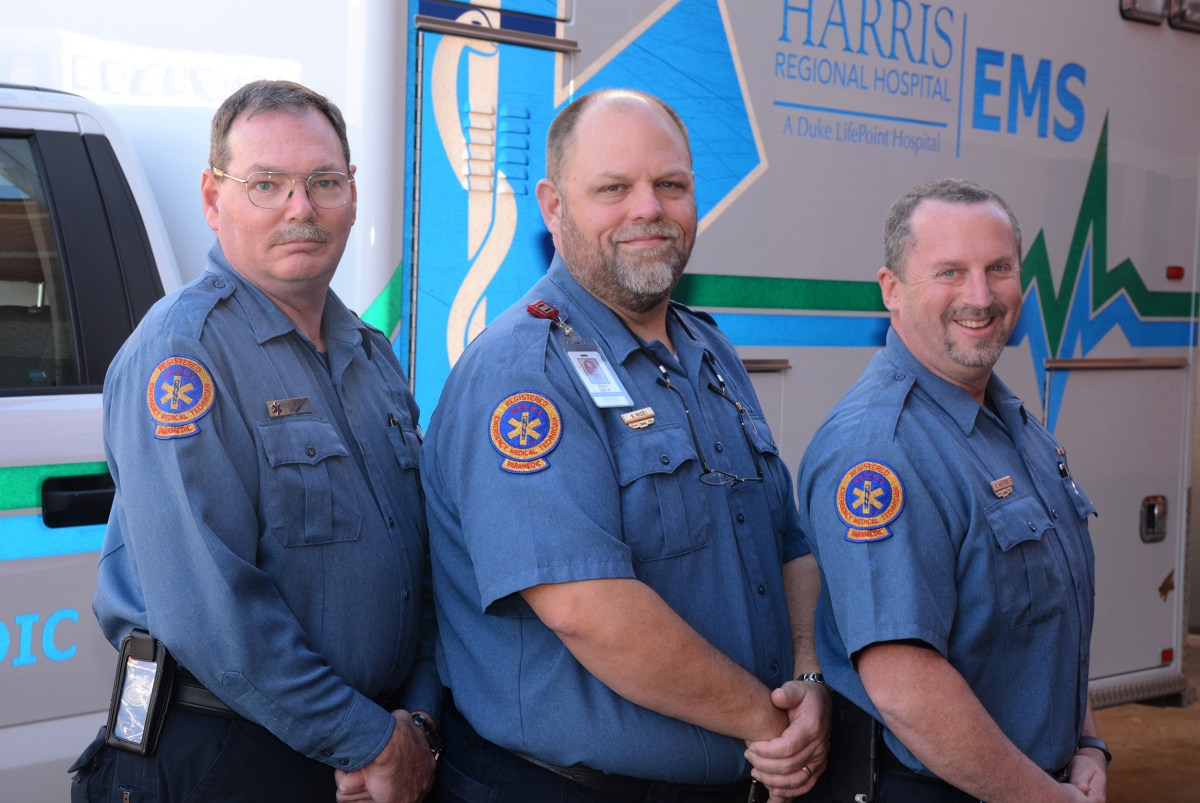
[1075,735,1110,766]
[410,711,442,761]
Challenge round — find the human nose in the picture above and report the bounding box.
[962,268,994,308]
[626,181,664,222]
[281,177,316,218]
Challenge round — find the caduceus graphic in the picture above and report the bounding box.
[431,1,518,367]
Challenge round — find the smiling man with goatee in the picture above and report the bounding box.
[421,90,831,803]
[796,179,1108,803]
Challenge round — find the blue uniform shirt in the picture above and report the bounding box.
[421,254,808,784]
[94,245,439,771]
[797,328,1096,775]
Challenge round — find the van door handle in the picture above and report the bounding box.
[41,473,115,528]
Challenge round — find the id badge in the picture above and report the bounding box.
[557,336,634,408]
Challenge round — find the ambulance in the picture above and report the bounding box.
[1,0,1196,795]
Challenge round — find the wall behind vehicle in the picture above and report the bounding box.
[0,0,409,327]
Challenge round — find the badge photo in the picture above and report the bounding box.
[835,460,905,542]
[489,391,563,474]
[145,355,216,439]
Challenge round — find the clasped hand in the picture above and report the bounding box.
[745,681,833,802]
[334,710,436,803]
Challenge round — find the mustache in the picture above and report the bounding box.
[268,220,334,246]
[943,302,1008,323]
[610,221,681,245]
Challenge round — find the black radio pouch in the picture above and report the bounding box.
[104,629,175,757]
[824,689,882,803]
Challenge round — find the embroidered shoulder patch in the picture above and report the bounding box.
[146,355,216,440]
[489,391,562,474]
[835,460,905,543]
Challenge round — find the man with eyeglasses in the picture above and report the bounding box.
[421,90,830,803]
[795,179,1106,802]
[70,81,440,803]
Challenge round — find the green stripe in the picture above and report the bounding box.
[673,274,886,312]
[0,461,109,511]
[361,261,405,339]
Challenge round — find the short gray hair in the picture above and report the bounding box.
[210,80,350,172]
[883,178,1022,279]
[545,89,691,185]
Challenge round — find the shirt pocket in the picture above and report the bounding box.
[986,493,1065,627]
[386,424,422,471]
[1062,476,1097,520]
[257,417,363,547]
[612,425,711,562]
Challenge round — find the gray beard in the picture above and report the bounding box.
[558,202,694,314]
[942,303,1010,368]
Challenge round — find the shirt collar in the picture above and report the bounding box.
[206,242,365,349]
[884,327,1025,436]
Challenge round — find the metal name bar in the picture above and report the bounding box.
[413,15,581,52]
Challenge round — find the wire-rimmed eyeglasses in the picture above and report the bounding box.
[211,167,354,210]
[652,361,765,488]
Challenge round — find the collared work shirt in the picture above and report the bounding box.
[95,245,438,770]
[797,328,1096,775]
[421,255,807,785]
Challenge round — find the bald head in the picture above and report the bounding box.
[545,90,691,187]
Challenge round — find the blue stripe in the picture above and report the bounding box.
[711,313,890,347]
[773,101,949,129]
[0,515,105,561]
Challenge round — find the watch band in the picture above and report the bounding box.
[411,712,443,761]
[796,673,826,685]
[1076,736,1111,765]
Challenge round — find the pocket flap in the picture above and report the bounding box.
[986,493,1054,552]
[1062,477,1097,519]
[612,425,699,486]
[257,417,349,466]
[746,415,780,456]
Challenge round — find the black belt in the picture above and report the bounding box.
[508,749,766,803]
[171,670,401,723]
[171,669,246,721]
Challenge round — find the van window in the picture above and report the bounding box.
[0,137,80,391]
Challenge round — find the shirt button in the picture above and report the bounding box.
[338,759,349,766]
[737,513,745,523]
[1028,522,1037,532]
[660,455,670,465]
[388,516,395,527]
[770,659,779,673]
[1052,510,1058,519]
[757,584,766,596]
[895,373,906,381]
[321,749,333,757]
[404,589,411,600]
[213,280,226,288]
[306,446,317,457]
[714,442,724,452]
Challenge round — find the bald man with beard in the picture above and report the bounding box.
[420,90,831,803]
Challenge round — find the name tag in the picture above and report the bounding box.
[267,397,312,418]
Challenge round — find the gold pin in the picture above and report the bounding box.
[991,476,1014,498]
[267,397,312,418]
[621,407,655,429]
